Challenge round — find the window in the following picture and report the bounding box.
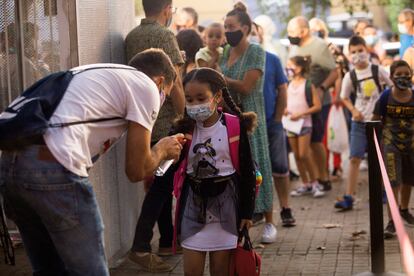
[0,0,76,111]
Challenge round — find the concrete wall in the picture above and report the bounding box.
[76,0,144,266]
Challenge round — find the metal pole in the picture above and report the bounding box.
[366,121,385,274]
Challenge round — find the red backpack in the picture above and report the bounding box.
[229,227,262,276]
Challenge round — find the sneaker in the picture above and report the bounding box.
[384,220,396,239]
[312,183,325,198]
[158,244,183,256]
[290,185,312,197]
[128,251,173,272]
[261,223,277,243]
[334,195,354,210]
[319,180,332,191]
[280,208,296,227]
[252,213,265,226]
[360,159,368,171]
[400,209,414,227]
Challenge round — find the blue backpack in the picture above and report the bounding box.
[0,66,132,151]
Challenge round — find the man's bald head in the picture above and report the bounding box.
[287,16,311,45]
[288,16,309,32]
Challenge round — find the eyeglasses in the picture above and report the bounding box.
[0,203,15,265]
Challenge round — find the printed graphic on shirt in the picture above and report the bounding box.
[361,79,376,98]
[192,138,219,178]
[383,104,414,151]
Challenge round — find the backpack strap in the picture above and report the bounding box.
[371,64,383,93]
[224,113,240,173]
[305,80,313,107]
[350,69,359,95]
[378,88,391,117]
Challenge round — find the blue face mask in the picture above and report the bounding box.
[364,35,378,46]
[186,100,215,122]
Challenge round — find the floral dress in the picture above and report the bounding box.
[220,43,273,213]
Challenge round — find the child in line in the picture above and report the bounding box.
[335,36,393,210]
[195,23,225,69]
[373,60,414,238]
[285,56,324,198]
[173,68,257,275]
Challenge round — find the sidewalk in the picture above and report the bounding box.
[1,171,410,275]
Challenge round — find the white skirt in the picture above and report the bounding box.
[181,211,238,252]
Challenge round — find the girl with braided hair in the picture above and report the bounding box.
[172,68,257,275]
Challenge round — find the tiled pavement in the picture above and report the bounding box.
[1,171,410,275]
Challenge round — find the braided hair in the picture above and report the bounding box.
[173,67,257,134]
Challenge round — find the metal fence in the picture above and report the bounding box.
[0,0,68,111]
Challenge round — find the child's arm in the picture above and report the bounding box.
[197,57,219,69]
[340,72,364,121]
[342,98,363,121]
[290,84,322,121]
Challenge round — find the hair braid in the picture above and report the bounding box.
[221,87,242,117]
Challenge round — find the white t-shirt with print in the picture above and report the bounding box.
[186,116,236,178]
[44,64,160,177]
[340,64,393,121]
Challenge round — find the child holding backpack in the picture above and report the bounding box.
[172,68,257,275]
[373,60,414,238]
[285,56,324,198]
[335,36,393,210]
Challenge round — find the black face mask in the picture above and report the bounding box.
[288,36,301,45]
[225,30,244,47]
[312,31,325,39]
[394,76,412,90]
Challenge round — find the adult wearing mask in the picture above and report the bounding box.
[254,14,288,67]
[362,25,384,64]
[398,9,414,58]
[309,18,329,40]
[220,3,275,243]
[0,49,183,276]
[287,16,338,191]
[125,0,185,272]
[250,22,295,227]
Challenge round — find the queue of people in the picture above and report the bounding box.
[0,0,413,275]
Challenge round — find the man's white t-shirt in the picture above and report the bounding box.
[44,64,160,177]
[340,64,393,121]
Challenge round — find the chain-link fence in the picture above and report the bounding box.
[0,0,63,111]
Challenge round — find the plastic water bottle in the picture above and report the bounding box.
[155,159,174,176]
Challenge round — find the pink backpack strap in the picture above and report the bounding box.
[172,133,192,253]
[224,113,240,173]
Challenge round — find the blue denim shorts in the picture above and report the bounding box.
[267,120,289,176]
[350,121,367,159]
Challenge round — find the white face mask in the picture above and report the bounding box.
[249,36,261,44]
[398,23,409,34]
[351,52,369,65]
[186,101,215,122]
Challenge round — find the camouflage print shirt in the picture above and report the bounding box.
[125,18,184,142]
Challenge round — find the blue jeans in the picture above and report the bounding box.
[0,146,108,276]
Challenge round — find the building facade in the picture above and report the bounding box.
[0,0,145,266]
